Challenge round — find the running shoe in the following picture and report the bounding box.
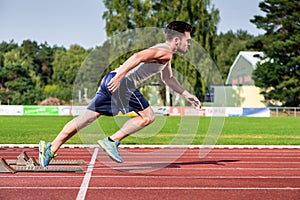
[39,140,56,167]
[97,137,123,163]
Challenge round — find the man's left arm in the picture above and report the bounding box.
[161,63,202,110]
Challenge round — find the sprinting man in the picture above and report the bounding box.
[39,21,201,166]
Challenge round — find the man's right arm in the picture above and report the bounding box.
[108,48,172,93]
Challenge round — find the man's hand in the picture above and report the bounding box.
[107,76,121,93]
[182,90,202,110]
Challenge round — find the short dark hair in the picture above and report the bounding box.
[165,21,192,41]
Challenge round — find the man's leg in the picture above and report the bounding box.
[97,106,155,163]
[40,109,101,167]
[110,106,155,142]
[50,109,101,153]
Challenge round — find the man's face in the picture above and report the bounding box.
[177,32,191,53]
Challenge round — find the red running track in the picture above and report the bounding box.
[0,147,300,200]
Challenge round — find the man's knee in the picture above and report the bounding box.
[137,107,155,127]
[141,116,155,127]
[140,112,155,127]
[146,113,156,125]
[77,110,101,126]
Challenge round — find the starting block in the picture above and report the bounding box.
[6,151,86,165]
[0,158,16,173]
[0,151,86,173]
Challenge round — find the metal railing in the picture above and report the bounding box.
[269,107,300,117]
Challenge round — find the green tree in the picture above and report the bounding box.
[0,40,18,53]
[0,40,74,105]
[72,41,111,104]
[214,30,255,81]
[51,45,89,102]
[21,40,57,87]
[0,64,44,104]
[249,0,300,106]
[20,40,43,88]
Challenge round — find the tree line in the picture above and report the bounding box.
[0,0,299,106]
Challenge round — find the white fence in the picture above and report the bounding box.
[269,107,300,117]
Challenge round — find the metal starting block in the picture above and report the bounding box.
[1,151,86,173]
[0,158,16,173]
[6,151,86,165]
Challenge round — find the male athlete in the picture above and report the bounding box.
[39,21,201,166]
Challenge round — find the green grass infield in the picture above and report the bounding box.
[0,116,299,145]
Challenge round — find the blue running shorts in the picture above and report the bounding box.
[87,72,150,116]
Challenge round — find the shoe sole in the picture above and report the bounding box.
[97,140,123,163]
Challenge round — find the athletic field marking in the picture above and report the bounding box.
[1,175,300,179]
[92,167,300,170]
[1,144,300,149]
[78,175,300,179]
[76,148,98,200]
[80,187,300,190]
[94,159,300,162]
[1,186,300,190]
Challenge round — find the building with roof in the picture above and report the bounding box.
[226,51,263,85]
[211,51,267,108]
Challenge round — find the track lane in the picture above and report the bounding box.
[0,147,300,200]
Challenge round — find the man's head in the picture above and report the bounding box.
[165,21,192,53]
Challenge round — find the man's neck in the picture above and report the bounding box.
[165,41,177,53]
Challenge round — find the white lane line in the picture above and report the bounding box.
[72,175,300,179]
[1,187,300,190]
[87,187,300,190]
[96,176,296,179]
[1,175,300,179]
[0,144,300,150]
[76,148,98,200]
[92,167,300,171]
[2,144,300,149]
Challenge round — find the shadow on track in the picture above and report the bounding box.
[94,159,240,172]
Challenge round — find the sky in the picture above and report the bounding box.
[0,0,265,49]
